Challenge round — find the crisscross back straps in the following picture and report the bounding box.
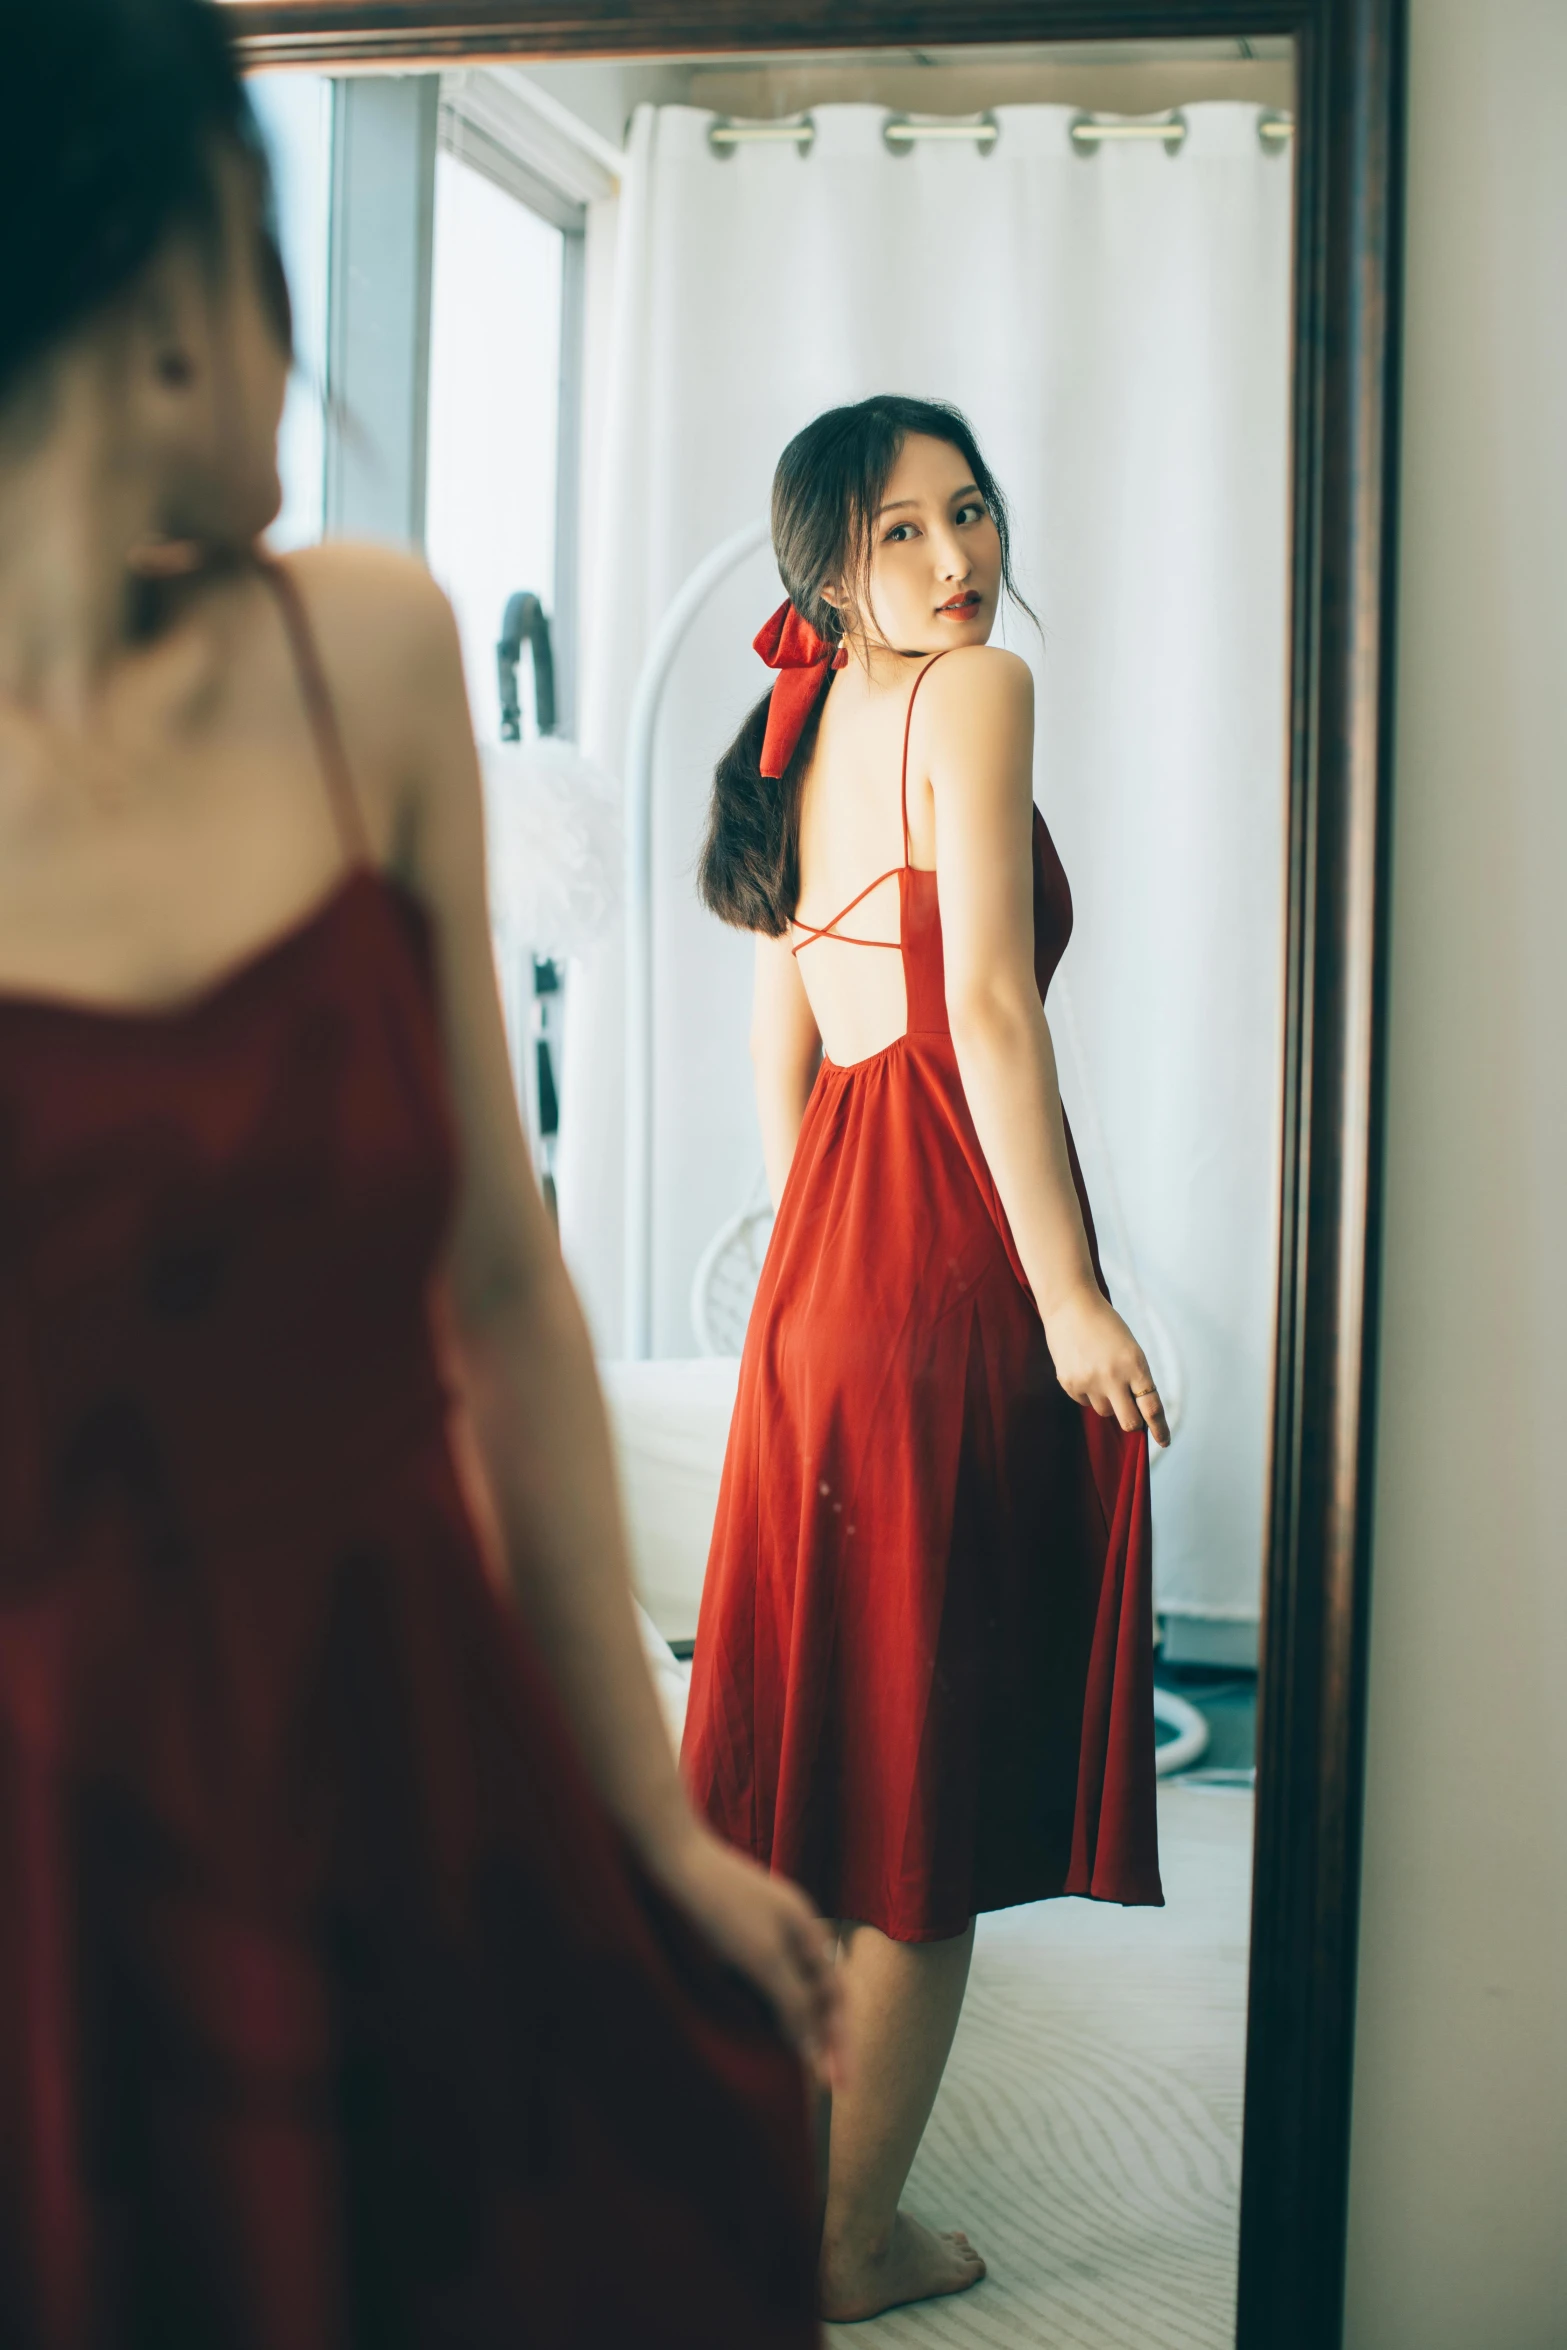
[260,557,372,870]
[789,865,905,955]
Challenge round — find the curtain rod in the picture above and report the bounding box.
[707,110,1294,159]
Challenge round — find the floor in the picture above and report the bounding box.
[824,1780,1254,2349]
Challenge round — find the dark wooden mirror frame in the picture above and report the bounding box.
[227,7,1406,2344]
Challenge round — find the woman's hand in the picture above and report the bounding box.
[644,1817,844,2086]
[1044,1281,1171,1447]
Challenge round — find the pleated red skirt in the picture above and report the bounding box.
[682,811,1163,1941]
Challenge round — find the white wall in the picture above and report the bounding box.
[1344,2,1567,2342]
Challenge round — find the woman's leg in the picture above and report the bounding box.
[818,1918,984,2321]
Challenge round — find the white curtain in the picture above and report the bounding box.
[561,101,1292,1633]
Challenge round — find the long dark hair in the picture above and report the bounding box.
[698,395,1033,936]
[0,0,288,417]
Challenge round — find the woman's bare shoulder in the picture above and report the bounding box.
[276,541,457,680]
[270,543,469,816]
[917,644,1033,753]
[920,642,1033,718]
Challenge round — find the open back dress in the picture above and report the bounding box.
[0,563,815,2350]
[682,653,1163,1941]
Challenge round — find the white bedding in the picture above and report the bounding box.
[599,1356,739,1647]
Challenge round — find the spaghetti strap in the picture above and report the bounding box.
[900,651,951,865]
[790,651,955,955]
[259,557,372,869]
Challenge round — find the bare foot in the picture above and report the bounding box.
[820,2209,987,2323]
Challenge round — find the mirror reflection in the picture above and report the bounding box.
[0,9,1291,2343]
[252,43,1290,2342]
[258,33,1295,2348]
[333,43,1289,2340]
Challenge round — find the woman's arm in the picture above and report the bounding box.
[922,646,1169,1445]
[291,546,839,2067]
[751,934,822,1208]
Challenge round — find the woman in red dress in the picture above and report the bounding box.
[684,396,1170,2321]
[0,5,835,2343]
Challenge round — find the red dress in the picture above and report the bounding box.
[683,655,1163,1942]
[0,567,815,2350]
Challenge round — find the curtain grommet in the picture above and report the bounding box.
[707,114,814,161]
[882,112,999,160]
[1070,110,1188,159]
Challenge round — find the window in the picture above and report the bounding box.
[245,69,587,745]
[425,151,564,745]
[246,71,333,552]
[244,67,598,1194]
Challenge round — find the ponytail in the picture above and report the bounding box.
[697,689,826,937]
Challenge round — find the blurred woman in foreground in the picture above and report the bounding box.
[0,3,833,2342]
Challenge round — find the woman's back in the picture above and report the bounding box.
[790,659,940,1068]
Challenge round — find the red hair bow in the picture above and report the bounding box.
[753,600,847,779]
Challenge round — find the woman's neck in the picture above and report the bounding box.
[0,361,156,723]
[846,635,946,694]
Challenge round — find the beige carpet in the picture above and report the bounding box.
[826,1783,1253,2349]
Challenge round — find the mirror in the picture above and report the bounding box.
[236,19,1385,2346]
